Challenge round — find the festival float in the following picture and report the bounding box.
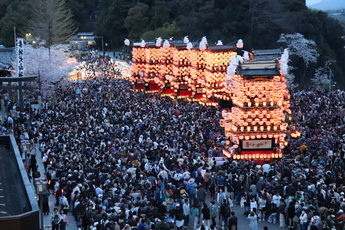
[221,49,290,162]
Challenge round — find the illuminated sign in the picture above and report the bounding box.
[242,139,273,150]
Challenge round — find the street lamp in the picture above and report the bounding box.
[105,43,109,53]
[35,178,48,230]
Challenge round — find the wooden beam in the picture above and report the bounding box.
[0,85,36,90]
[0,75,38,82]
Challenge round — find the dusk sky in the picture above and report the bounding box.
[306,0,322,5]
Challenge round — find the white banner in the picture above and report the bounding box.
[242,139,273,149]
[17,38,24,77]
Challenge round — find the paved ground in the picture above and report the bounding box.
[0,102,288,230]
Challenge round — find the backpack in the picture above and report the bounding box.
[222,204,230,217]
[52,214,60,225]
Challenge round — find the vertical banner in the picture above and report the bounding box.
[17,38,24,77]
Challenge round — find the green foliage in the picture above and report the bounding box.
[0,1,30,47]
[124,3,149,40]
[163,22,178,37]
[0,0,12,20]
[147,0,172,30]
[141,27,170,41]
[97,0,134,48]
[66,0,97,32]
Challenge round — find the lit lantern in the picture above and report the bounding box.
[251,135,255,139]
[245,136,250,140]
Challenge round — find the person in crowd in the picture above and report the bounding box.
[247,210,258,230]
[59,209,69,230]
[227,211,238,230]
[51,208,62,230]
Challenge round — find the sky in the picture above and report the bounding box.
[306,0,322,5]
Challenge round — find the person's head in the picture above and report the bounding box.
[54,208,59,213]
[230,211,235,216]
[263,226,269,230]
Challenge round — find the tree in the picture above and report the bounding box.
[0,1,31,47]
[28,0,77,54]
[97,0,135,48]
[12,44,75,98]
[66,0,98,32]
[311,60,335,91]
[278,33,319,86]
[124,3,149,40]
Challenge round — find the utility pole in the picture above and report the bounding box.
[329,68,333,94]
[95,36,104,55]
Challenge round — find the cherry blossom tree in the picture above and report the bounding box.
[278,33,319,86]
[311,60,335,91]
[12,44,76,98]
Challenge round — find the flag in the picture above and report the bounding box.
[66,57,77,64]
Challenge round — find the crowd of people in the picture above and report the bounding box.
[7,58,345,230]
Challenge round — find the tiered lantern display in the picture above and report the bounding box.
[221,50,290,160]
[159,44,175,96]
[144,44,161,92]
[202,46,237,105]
[131,45,147,90]
[171,45,192,98]
[188,48,206,101]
